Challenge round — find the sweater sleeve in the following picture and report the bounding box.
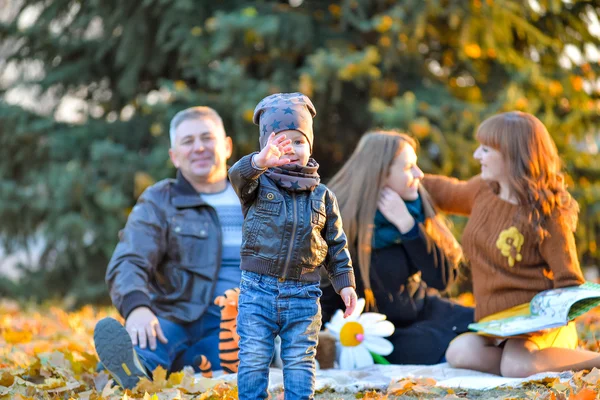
[421,174,484,216]
[539,214,585,289]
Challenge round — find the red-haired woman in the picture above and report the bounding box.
[424,111,599,377]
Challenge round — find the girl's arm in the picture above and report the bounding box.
[421,174,484,216]
[539,214,585,288]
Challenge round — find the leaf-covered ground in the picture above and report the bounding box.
[1,298,600,399]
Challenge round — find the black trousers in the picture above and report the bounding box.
[384,296,474,365]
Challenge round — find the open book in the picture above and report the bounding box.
[468,282,600,337]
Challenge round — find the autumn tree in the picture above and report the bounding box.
[1,0,598,302]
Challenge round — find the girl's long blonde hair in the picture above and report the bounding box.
[476,112,579,240]
[328,131,463,310]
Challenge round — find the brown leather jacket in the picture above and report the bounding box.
[106,171,224,323]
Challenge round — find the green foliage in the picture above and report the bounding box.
[0,0,599,303]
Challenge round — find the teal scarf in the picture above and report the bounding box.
[373,195,425,250]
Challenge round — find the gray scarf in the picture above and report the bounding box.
[265,159,320,192]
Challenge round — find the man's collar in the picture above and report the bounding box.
[171,170,230,209]
[173,170,199,196]
[171,170,206,208]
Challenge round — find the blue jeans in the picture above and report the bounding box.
[136,311,221,374]
[237,271,322,400]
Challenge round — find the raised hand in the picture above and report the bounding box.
[253,132,293,169]
[377,187,415,233]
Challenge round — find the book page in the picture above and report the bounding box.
[529,284,600,321]
[469,314,559,337]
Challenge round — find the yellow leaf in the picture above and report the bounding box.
[3,330,33,344]
[387,378,415,395]
[328,4,341,17]
[376,15,393,33]
[378,36,392,48]
[190,26,203,36]
[174,80,188,91]
[167,370,185,387]
[134,172,156,199]
[243,109,254,123]
[570,76,584,91]
[551,381,570,391]
[548,81,563,97]
[298,74,314,97]
[0,372,14,387]
[464,43,482,58]
[152,365,167,385]
[241,7,257,17]
[150,123,163,137]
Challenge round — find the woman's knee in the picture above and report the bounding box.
[445,334,484,368]
[499,340,537,378]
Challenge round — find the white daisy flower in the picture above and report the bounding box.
[325,298,395,370]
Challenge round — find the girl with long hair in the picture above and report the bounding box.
[321,131,474,365]
[424,111,599,377]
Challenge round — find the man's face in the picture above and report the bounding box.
[168,117,232,183]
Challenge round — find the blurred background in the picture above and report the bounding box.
[0,0,598,306]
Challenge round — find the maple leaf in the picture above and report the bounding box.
[386,378,415,396]
[581,368,600,386]
[2,329,33,345]
[569,388,598,400]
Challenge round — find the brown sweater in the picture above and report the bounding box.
[423,175,584,321]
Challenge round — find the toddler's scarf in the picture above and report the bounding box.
[265,159,320,192]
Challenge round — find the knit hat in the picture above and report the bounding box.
[253,92,317,152]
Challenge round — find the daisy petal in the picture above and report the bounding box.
[353,345,374,368]
[363,336,394,356]
[364,320,395,337]
[325,310,345,334]
[339,346,356,370]
[358,312,387,325]
[347,298,365,321]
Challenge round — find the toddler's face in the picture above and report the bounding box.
[274,130,310,167]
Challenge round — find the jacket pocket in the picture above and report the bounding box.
[242,190,284,255]
[256,190,284,215]
[311,199,326,227]
[241,215,263,255]
[171,218,209,268]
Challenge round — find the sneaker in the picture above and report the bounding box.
[93,317,150,389]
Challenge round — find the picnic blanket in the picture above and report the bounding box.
[213,363,574,392]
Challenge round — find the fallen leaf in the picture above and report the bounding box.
[581,368,600,385]
[569,388,598,400]
[387,378,414,396]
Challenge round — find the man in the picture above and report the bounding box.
[93,106,244,389]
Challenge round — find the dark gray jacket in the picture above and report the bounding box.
[228,154,355,293]
[106,171,223,323]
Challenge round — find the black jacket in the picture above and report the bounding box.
[106,171,224,323]
[228,154,355,293]
[322,225,456,325]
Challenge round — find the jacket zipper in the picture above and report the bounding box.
[282,192,297,278]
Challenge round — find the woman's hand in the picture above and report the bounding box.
[339,287,358,318]
[253,132,293,169]
[377,187,415,233]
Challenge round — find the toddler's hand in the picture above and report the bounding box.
[253,132,293,169]
[340,287,357,318]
